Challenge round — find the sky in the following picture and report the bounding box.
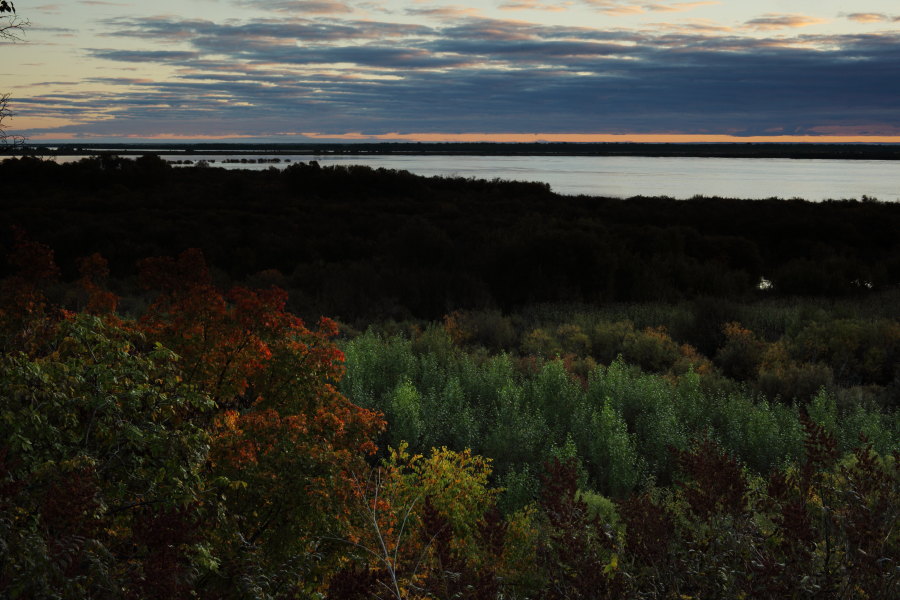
[2,0,899,142]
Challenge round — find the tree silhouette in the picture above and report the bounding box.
[0,94,24,150]
[1,1,26,149]
[0,1,24,41]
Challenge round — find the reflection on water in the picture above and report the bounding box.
[33,154,900,201]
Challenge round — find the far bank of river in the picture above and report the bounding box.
[20,154,900,201]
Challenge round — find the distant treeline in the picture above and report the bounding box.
[19,141,900,159]
[2,155,899,322]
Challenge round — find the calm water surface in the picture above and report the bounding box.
[48,154,900,201]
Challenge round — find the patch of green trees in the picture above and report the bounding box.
[340,325,898,506]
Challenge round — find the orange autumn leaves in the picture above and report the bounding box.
[132,247,384,463]
[132,251,388,570]
[138,248,306,402]
[0,233,386,558]
[0,232,385,460]
[212,408,309,468]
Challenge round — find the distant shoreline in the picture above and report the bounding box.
[13,142,900,160]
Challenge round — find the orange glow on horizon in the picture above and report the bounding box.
[300,132,900,143]
[25,131,900,144]
[27,132,263,141]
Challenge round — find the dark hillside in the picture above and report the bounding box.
[2,155,899,321]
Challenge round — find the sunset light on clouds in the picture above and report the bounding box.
[2,0,899,142]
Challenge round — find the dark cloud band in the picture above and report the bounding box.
[19,13,900,138]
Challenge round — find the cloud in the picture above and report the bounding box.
[102,16,434,45]
[845,13,900,24]
[18,11,900,140]
[405,5,483,18]
[499,1,572,11]
[602,7,645,16]
[644,19,732,34]
[234,1,353,14]
[29,25,77,34]
[438,18,633,43]
[644,1,719,13]
[579,1,645,16]
[744,13,828,31]
[87,49,202,62]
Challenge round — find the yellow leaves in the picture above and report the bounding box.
[379,445,501,557]
[220,409,240,431]
[603,553,619,576]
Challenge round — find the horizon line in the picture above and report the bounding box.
[24,132,900,144]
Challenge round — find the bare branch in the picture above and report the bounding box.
[1,92,26,152]
[0,13,27,42]
[1,2,28,150]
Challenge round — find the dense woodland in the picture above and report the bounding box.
[2,155,899,320]
[1,156,898,598]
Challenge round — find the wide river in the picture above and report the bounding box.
[49,154,900,201]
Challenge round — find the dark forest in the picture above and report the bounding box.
[1,155,897,599]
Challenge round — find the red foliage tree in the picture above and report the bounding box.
[136,248,385,592]
[77,252,118,315]
[0,227,60,352]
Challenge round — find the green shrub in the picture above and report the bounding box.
[807,387,838,433]
[555,323,591,356]
[340,330,415,414]
[0,316,213,597]
[589,359,687,484]
[590,320,634,364]
[621,326,681,373]
[447,309,518,351]
[572,402,642,497]
[411,322,457,363]
[498,464,540,513]
[809,387,897,454]
[526,360,584,438]
[521,327,561,358]
[386,378,424,447]
[715,321,766,381]
[576,489,622,533]
[789,318,900,386]
[482,382,548,475]
[757,350,834,402]
[714,393,803,472]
